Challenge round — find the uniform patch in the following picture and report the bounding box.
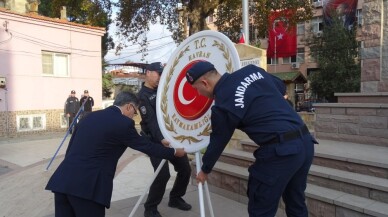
[140,106,147,115]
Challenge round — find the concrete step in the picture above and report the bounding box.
[239,139,388,179]
[219,149,388,204]
[192,161,388,217]
[335,92,388,104]
[314,139,388,179]
[309,165,388,204]
[219,148,254,167]
[306,184,388,217]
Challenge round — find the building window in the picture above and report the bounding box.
[311,16,323,33]
[267,57,278,65]
[42,51,70,76]
[17,114,46,132]
[309,50,319,63]
[297,48,305,63]
[297,23,305,35]
[356,9,362,26]
[60,113,68,128]
[283,56,297,64]
[283,57,291,64]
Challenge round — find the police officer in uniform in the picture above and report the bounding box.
[186,61,317,217]
[138,62,192,217]
[80,90,94,119]
[65,90,80,134]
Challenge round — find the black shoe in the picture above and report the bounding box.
[144,210,162,217]
[168,198,192,211]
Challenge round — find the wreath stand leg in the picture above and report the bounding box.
[195,151,215,217]
[128,159,167,217]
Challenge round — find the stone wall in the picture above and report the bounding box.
[0,109,67,138]
[314,103,388,147]
[360,0,388,92]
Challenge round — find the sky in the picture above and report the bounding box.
[104,21,178,67]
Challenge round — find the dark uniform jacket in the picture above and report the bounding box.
[65,96,80,114]
[46,106,176,208]
[202,65,311,173]
[137,84,164,142]
[80,96,94,112]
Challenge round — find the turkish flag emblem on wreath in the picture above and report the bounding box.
[267,10,297,58]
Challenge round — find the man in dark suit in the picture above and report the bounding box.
[46,91,186,217]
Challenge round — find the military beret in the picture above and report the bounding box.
[186,61,215,84]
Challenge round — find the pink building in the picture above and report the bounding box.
[0,6,105,137]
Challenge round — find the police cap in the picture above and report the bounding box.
[146,62,164,74]
[186,61,215,84]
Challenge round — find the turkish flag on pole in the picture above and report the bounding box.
[267,10,297,58]
[238,32,245,44]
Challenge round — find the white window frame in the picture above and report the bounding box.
[356,9,363,26]
[269,58,279,65]
[297,48,305,63]
[42,51,70,77]
[17,114,46,132]
[283,57,292,64]
[311,16,323,33]
[283,56,297,64]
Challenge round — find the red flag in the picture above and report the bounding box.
[267,10,297,58]
[238,33,245,44]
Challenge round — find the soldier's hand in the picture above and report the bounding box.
[174,148,186,157]
[161,139,170,148]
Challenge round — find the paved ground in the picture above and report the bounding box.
[0,133,248,217]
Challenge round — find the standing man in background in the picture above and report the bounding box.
[65,90,80,134]
[80,90,94,119]
[138,62,192,217]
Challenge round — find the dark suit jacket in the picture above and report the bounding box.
[46,106,176,208]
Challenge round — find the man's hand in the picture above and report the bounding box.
[161,139,170,148]
[196,170,208,184]
[174,148,186,157]
[66,113,70,117]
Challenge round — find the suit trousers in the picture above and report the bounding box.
[247,134,315,217]
[54,192,105,217]
[144,154,191,211]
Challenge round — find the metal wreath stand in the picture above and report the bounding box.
[128,151,214,217]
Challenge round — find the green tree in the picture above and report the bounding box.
[115,0,313,56]
[215,0,314,43]
[39,0,114,58]
[306,13,360,102]
[102,73,114,98]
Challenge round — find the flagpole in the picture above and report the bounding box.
[275,35,277,73]
[242,0,249,45]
